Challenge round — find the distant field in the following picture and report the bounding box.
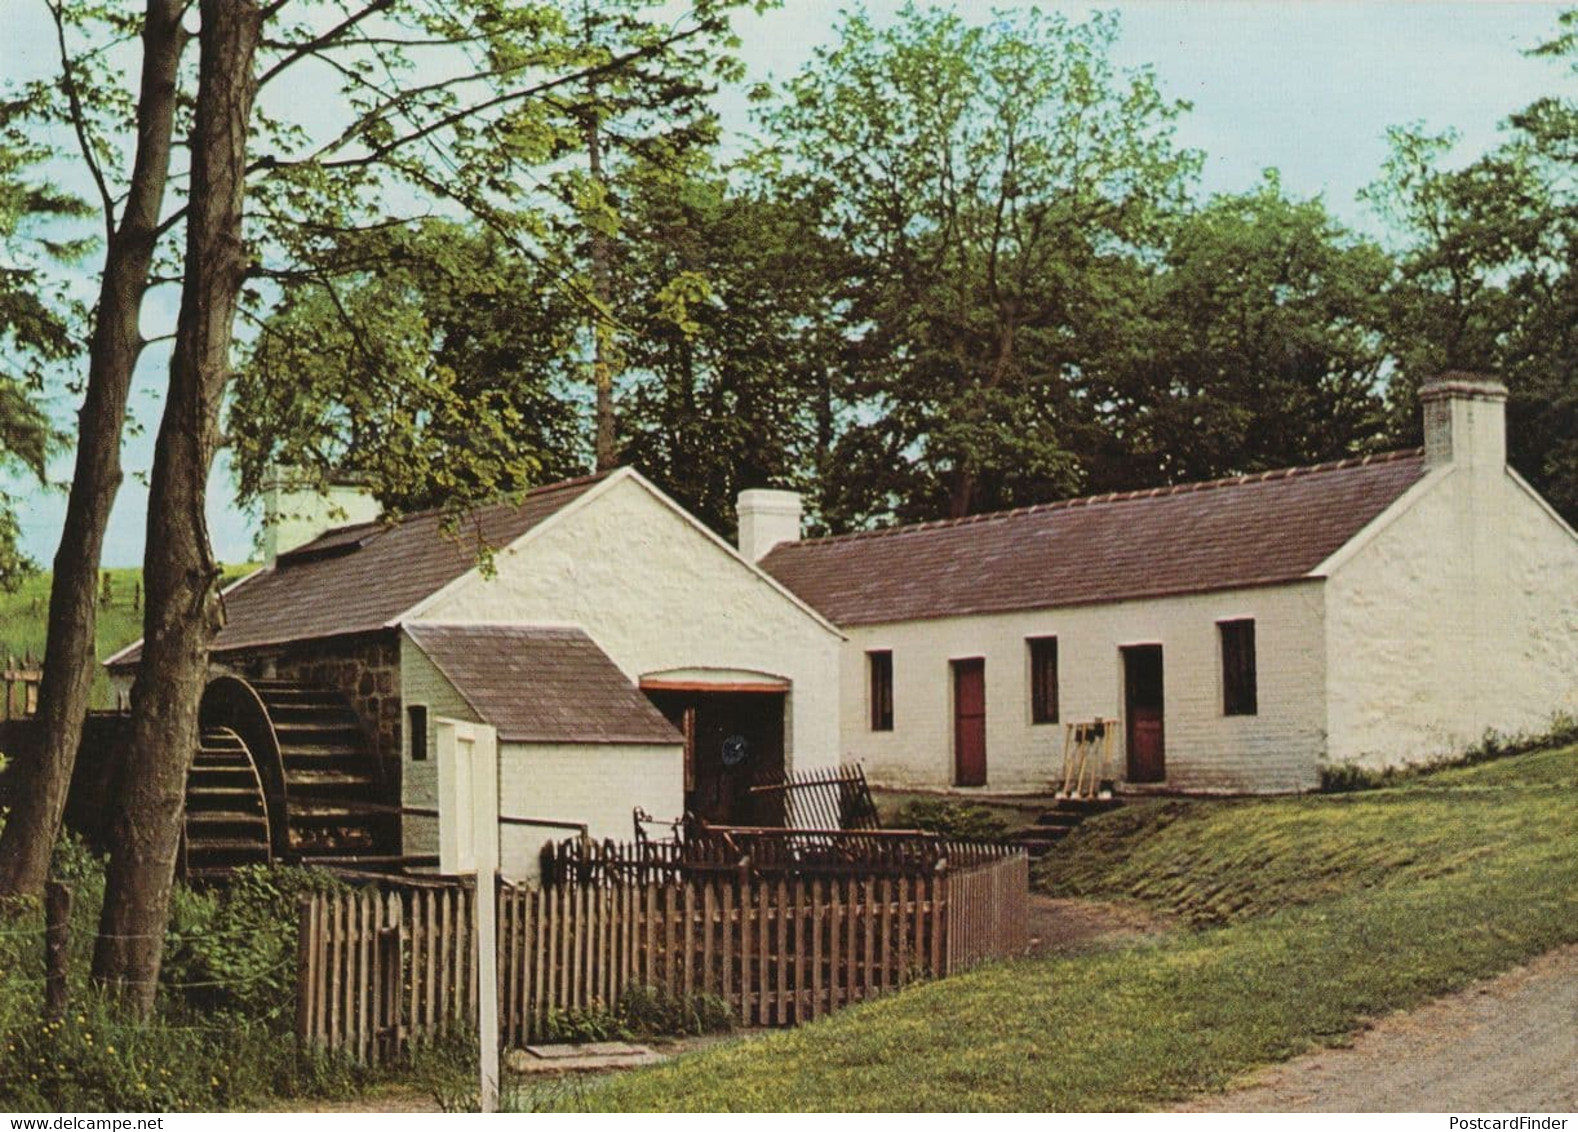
[0,565,257,707]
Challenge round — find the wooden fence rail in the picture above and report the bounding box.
[298,852,1029,1061]
[2,654,42,721]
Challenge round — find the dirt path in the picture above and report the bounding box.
[1027,894,1177,955]
[1180,944,1578,1112]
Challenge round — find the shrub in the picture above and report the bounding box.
[162,864,346,1024]
[615,984,733,1038]
[532,985,735,1045]
[891,798,1009,840]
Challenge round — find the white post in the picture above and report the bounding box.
[436,718,501,1112]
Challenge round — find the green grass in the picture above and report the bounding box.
[0,565,256,707]
[555,743,1577,1111]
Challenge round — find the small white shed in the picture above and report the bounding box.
[402,623,684,880]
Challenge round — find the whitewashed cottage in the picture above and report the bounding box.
[756,375,1578,793]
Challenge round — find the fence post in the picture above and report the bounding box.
[43,881,71,1021]
[296,895,313,1044]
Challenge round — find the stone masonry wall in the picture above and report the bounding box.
[217,630,403,769]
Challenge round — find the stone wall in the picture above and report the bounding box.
[218,630,403,766]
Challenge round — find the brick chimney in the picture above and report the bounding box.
[736,488,803,562]
[261,466,381,566]
[1420,373,1507,472]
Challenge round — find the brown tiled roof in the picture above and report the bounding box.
[405,624,682,746]
[760,450,1429,627]
[108,473,609,667]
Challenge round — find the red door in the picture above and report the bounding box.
[953,658,987,787]
[1123,645,1165,783]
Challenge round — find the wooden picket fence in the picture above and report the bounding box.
[297,851,1029,1061]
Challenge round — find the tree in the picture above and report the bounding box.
[1366,9,1576,521]
[611,164,853,533]
[762,5,1197,525]
[230,220,587,514]
[0,0,187,899]
[0,0,748,903]
[550,0,755,470]
[91,0,261,1008]
[1082,174,1394,491]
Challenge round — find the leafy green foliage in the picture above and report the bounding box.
[615,165,851,532]
[162,865,348,1023]
[0,1001,363,1112]
[231,220,587,515]
[1365,8,1578,523]
[763,5,1197,524]
[535,983,735,1044]
[0,821,369,1110]
[0,135,90,589]
[1083,174,1394,490]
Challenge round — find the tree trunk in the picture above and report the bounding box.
[0,1,186,900]
[586,106,618,471]
[92,0,260,1015]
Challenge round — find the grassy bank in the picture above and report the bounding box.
[0,565,255,708]
[560,743,1577,1111]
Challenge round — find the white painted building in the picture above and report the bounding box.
[758,376,1578,794]
[108,467,843,878]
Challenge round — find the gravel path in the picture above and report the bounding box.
[1180,944,1578,1112]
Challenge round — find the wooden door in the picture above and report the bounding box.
[1123,645,1165,783]
[953,658,987,787]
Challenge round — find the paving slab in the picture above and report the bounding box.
[508,1042,668,1074]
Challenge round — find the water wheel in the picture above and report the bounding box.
[188,674,396,877]
[182,725,271,880]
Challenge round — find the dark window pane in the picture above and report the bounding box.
[869,651,893,731]
[1220,620,1258,716]
[1029,637,1059,724]
[408,704,429,760]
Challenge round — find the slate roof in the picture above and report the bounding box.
[108,472,609,667]
[759,450,1429,627]
[404,624,682,746]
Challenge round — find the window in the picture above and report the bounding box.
[868,650,893,731]
[408,704,429,760]
[1028,637,1059,724]
[1219,620,1258,716]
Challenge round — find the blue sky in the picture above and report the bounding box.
[2,1,1569,568]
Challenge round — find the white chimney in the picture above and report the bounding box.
[737,488,803,562]
[1419,373,1508,472]
[261,466,382,566]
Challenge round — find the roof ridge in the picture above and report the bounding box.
[299,469,614,546]
[783,448,1425,550]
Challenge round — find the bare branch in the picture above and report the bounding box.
[255,0,397,88]
[263,22,709,177]
[48,0,116,239]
